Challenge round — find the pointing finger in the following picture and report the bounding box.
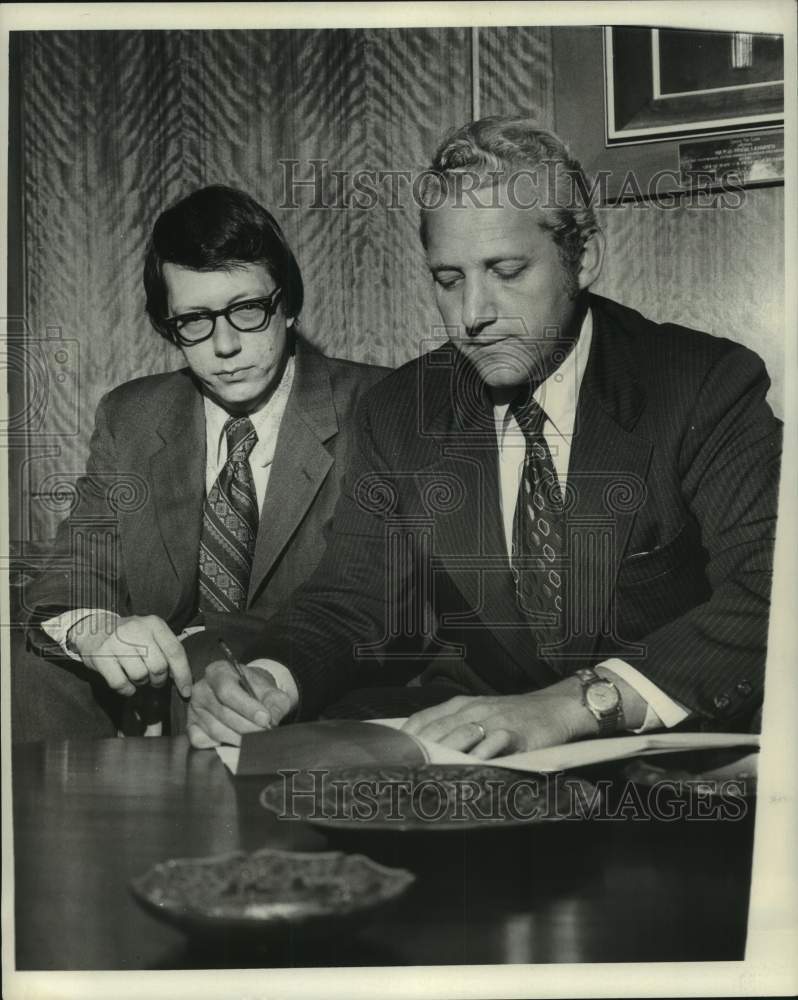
[151,621,193,697]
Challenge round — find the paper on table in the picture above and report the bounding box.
[216,745,243,772]
[215,718,759,775]
[374,718,760,771]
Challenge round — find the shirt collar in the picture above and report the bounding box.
[204,354,295,468]
[494,308,593,442]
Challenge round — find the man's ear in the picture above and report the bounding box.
[286,317,295,328]
[577,229,605,291]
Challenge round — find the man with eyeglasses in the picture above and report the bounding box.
[17,185,387,740]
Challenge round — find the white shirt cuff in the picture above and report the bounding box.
[596,658,690,732]
[41,609,119,661]
[176,625,206,642]
[247,658,299,712]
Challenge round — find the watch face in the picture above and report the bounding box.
[586,682,619,715]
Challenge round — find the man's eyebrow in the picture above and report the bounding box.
[172,289,275,313]
[227,288,276,305]
[429,255,530,272]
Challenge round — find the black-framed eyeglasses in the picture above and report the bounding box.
[164,289,283,346]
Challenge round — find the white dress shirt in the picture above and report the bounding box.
[490,311,687,732]
[202,355,295,510]
[42,356,296,654]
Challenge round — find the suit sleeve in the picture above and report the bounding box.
[241,396,409,720]
[23,392,132,655]
[629,345,782,725]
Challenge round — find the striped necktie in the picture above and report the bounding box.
[509,394,565,660]
[198,416,259,612]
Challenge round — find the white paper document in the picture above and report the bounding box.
[215,718,759,776]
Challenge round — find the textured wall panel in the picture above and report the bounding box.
[20,31,185,544]
[11,26,785,545]
[594,187,785,415]
[14,28,470,541]
[478,26,554,126]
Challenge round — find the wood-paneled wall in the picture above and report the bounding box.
[593,188,784,411]
[12,28,474,542]
[9,27,784,544]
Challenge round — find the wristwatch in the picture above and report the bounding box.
[576,668,624,736]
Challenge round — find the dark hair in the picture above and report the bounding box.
[144,185,304,339]
[419,116,599,278]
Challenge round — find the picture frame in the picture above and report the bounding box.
[605,26,784,145]
[552,25,784,203]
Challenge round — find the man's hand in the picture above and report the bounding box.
[187,660,295,749]
[68,612,192,698]
[402,674,627,759]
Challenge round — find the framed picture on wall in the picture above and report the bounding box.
[552,25,785,202]
[605,26,784,144]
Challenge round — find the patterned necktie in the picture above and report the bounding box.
[198,416,259,612]
[509,395,565,659]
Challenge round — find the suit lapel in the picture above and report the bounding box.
[557,298,653,666]
[148,373,206,617]
[144,349,337,615]
[248,346,336,600]
[415,349,540,684]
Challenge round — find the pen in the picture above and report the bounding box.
[217,639,260,701]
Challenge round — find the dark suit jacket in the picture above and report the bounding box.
[23,337,388,646]
[244,295,782,729]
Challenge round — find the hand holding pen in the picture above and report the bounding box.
[217,639,273,729]
[218,639,258,697]
[186,640,296,747]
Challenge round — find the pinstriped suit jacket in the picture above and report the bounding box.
[245,295,782,729]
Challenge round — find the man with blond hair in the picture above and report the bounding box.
[188,117,781,756]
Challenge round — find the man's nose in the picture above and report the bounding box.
[461,278,497,336]
[211,317,242,356]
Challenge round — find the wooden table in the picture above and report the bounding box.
[13,737,755,970]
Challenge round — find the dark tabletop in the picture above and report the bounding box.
[12,737,755,970]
